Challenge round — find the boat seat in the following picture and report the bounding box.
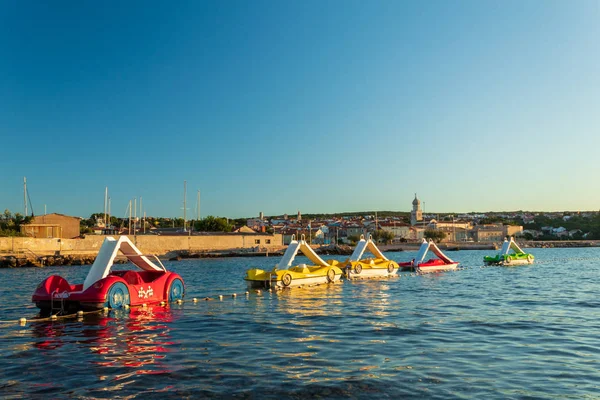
[122,271,142,285]
[291,264,311,273]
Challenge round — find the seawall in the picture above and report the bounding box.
[0,233,284,267]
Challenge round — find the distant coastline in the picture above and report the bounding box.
[2,239,598,268]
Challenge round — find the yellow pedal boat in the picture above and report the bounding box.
[244,235,343,289]
[340,235,399,279]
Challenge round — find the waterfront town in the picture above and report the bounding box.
[3,194,599,245]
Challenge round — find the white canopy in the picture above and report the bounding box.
[277,235,330,269]
[349,235,389,262]
[83,236,164,291]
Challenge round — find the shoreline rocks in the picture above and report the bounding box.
[0,254,128,268]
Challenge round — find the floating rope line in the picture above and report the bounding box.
[4,255,600,326]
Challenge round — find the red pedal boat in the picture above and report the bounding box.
[32,236,184,312]
[401,239,459,273]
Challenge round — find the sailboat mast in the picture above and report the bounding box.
[104,187,108,229]
[24,177,27,217]
[128,200,132,234]
[183,180,187,232]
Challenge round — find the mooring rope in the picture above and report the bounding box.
[3,255,600,326]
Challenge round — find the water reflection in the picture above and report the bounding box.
[88,306,176,373]
[32,306,178,375]
[274,283,345,318]
[6,249,600,398]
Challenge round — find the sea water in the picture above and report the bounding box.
[1,247,600,399]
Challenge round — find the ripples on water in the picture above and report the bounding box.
[2,247,600,398]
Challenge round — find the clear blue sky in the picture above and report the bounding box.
[1,1,598,219]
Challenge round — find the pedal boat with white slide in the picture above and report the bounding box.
[484,237,534,266]
[244,234,343,289]
[399,238,459,273]
[32,236,185,312]
[340,234,399,279]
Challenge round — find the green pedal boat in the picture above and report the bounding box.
[484,237,534,266]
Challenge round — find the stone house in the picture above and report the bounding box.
[21,213,81,239]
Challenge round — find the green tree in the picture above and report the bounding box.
[347,234,361,244]
[194,216,233,232]
[372,229,395,244]
[424,229,446,242]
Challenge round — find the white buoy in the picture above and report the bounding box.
[218,295,223,300]
[50,314,57,320]
[103,307,109,313]
[77,311,84,317]
[245,291,249,295]
[256,290,261,295]
[176,299,182,304]
[19,318,26,325]
[160,301,166,306]
[232,293,237,298]
[142,303,147,308]
[193,298,198,302]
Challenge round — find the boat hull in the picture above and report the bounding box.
[416,262,459,273]
[342,259,399,279]
[245,264,343,289]
[484,254,534,266]
[245,274,341,289]
[32,271,185,311]
[502,258,533,266]
[398,261,416,271]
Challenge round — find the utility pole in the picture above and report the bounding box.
[453,215,456,242]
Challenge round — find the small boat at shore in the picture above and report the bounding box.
[341,235,399,279]
[32,236,185,312]
[244,235,343,289]
[399,238,459,273]
[484,237,534,266]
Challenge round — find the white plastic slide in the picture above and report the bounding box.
[414,238,455,264]
[349,237,368,261]
[277,235,330,269]
[83,236,163,291]
[349,235,389,262]
[498,237,526,255]
[498,239,511,256]
[509,238,526,254]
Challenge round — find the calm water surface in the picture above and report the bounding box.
[2,247,600,399]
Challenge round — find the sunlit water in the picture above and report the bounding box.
[2,247,600,399]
